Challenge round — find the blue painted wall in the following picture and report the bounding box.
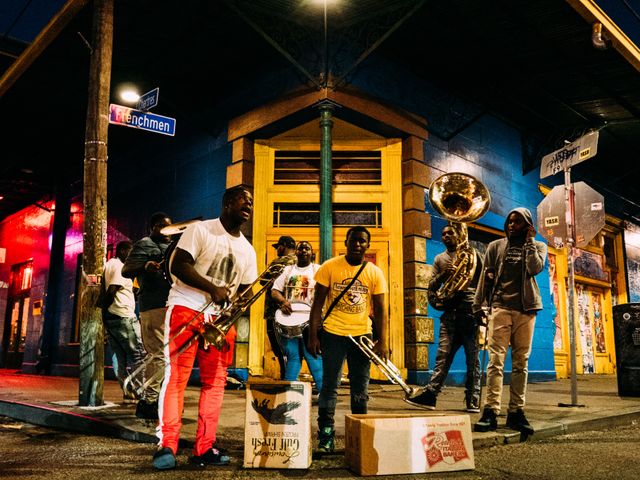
[44,52,557,383]
[353,57,557,384]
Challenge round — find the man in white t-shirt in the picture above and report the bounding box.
[271,241,323,393]
[153,186,258,471]
[103,241,146,403]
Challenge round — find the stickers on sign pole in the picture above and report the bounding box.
[540,131,599,178]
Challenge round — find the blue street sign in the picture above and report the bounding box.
[137,87,159,111]
[109,104,176,136]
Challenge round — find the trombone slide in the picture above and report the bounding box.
[348,335,419,398]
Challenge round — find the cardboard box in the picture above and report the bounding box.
[243,381,312,469]
[345,414,475,476]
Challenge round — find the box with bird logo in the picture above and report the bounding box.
[243,381,312,469]
[345,414,474,476]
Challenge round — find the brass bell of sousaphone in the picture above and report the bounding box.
[428,172,491,308]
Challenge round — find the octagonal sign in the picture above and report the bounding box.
[537,182,605,249]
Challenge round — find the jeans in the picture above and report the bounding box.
[485,307,536,413]
[426,309,480,405]
[318,330,371,430]
[139,307,166,402]
[266,317,286,379]
[280,335,323,392]
[103,315,146,390]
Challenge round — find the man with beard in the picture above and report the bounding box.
[152,186,257,470]
[405,223,482,413]
[271,241,323,394]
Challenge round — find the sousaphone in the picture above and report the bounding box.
[428,172,491,309]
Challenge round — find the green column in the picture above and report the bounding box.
[318,102,334,262]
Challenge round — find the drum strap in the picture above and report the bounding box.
[322,261,368,322]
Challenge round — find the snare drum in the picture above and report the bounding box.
[274,302,311,338]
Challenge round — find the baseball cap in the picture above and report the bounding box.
[272,235,296,249]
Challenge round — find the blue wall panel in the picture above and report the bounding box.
[353,57,556,384]
[98,53,557,386]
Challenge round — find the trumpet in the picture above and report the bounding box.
[348,335,420,398]
[123,254,297,397]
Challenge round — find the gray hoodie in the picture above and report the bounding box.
[472,207,548,313]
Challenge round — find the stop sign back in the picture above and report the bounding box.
[537,182,605,249]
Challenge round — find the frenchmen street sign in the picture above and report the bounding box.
[109,103,176,136]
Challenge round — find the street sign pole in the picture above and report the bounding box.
[561,166,582,408]
[539,131,604,409]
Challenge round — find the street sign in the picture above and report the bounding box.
[537,182,605,248]
[109,103,175,136]
[540,131,599,179]
[137,87,159,111]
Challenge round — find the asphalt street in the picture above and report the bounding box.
[1,415,638,480]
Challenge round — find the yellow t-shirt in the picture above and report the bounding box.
[314,256,388,337]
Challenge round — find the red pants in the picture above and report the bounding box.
[157,305,235,456]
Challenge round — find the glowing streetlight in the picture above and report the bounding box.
[119,89,140,104]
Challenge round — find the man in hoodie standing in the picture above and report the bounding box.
[472,208,547,435]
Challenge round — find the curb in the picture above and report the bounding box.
[472,410,640,449]
[0,399,157,443]
[3,399,640,455]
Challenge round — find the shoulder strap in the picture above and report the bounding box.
[322,261,368,321]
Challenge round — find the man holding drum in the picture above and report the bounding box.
[271,241,323,395]
[264,235,296,378]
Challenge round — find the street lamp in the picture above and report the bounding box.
[116,83,140,104]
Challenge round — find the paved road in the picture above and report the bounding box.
[1,415,638,479]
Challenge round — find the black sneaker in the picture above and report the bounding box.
[465,397,480,413]
[190,447,231,466]
[135,399,158,420]
[317,427,335,453]
[474,407,497,432]
[404,389,437,410]
[506,409,535,435]
[152,447,176,470]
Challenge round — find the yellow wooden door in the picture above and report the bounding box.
[262,234,390,380]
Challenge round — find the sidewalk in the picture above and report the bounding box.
[1,369,639,458]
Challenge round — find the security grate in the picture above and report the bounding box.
[274,150,382,185]
[273,202,382,228]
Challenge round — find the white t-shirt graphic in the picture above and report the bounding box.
[167,218,258,314]
[272,263,320,306]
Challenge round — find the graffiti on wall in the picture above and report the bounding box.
[576,284,595,373]
[592,292,606,353]
[574,249,608,282]
[548,254,563,350]
[628,258,640,303]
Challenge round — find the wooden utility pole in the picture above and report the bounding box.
[78,0,113,406]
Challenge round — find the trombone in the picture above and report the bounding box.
[123,254,297,397]
[348,335,420,399]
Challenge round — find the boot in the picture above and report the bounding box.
[317,426,335,453]
[474,407,497,432]
[506,409,534,435]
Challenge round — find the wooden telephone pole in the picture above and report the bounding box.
[78,0,113,406]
